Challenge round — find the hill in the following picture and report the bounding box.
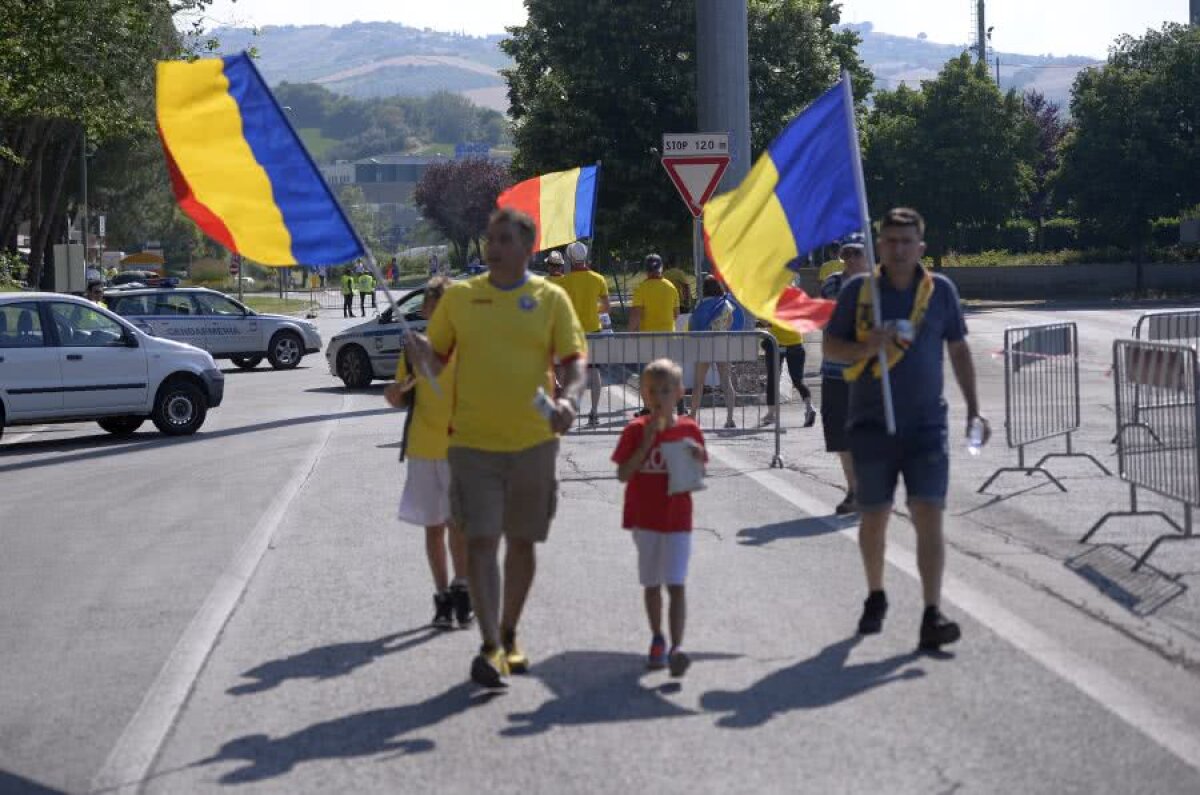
[211,20,1100,113]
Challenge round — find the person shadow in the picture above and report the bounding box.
[226,627,442,695]
[700,636,924,729]
[502,650,739,737]
[197,683,498,784]
[737,516,856,547]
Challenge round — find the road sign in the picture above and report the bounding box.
[662,133,730,157]
[229,255,241,276]
[661,156,730,217]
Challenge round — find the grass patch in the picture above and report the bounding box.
[0,282,25,292]
[297,127,341,161]
[412,142,455,157]
[242,296,316,316]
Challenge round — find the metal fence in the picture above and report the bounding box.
[979,322,1109,493]
[1082,339,1200,570]
[1120,309,1200,436]
[571,329,785,467]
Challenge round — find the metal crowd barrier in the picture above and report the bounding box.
[1082,339,1200,570]
[1120,310,1200,437]
[572,329,785,467]
[979,322,1109,493]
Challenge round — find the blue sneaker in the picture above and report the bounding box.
[647,634,667,670]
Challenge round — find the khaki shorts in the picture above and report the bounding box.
[448,440,559,542]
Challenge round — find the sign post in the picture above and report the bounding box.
[661,133,731,289]
[230,254,243,303]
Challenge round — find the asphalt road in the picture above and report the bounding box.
[2,304,1200,794]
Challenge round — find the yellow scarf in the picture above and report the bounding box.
[843,267,935,382]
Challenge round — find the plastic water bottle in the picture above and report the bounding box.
[533,386,556,420]
[599,312,613,334]
[967,417,986,457]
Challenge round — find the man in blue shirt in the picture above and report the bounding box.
[823,208,989,652]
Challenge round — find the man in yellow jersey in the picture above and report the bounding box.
[761,316,816,428]
[358,270,375,315]
[545,250,565,283]
[341,267,357,318]
[560,241,610,426]
[629,254,679,333]
[405,207,588,690]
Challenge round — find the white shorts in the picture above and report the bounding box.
[632,529,692,587]
[397,458,451,527]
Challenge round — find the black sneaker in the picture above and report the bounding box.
[470,645,509,689]
[803,405,817,427]
[450,583,473,627]
[431,591,454,630]
[857,591,888,635]
[835,491,857,515]
[919,607,962,651]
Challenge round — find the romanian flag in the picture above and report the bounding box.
[156,53,364,266]
[496,164,599,252]
[703,79,863,333]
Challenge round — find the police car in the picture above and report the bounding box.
[325,287,426,388]
[0,293,223,438]
[105,287,321,370]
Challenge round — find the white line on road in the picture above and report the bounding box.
[90,400,345,794]
[707,443,1200,775]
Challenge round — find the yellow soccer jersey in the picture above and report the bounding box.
[560,268,609,333]
[632,276,680,333]
[427,274,587,452]
[395,351,454,460]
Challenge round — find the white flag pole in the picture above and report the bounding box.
[841,70,896,435]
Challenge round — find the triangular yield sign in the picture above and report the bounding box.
[662,156,730,217]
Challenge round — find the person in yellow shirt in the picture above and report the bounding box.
[404,207,588,690]
[761,316,816,428]
[560,241,610,426]
[630,254,679,333]
[341,269,357,318]
[545,250,565,283]
[358,271,375,315]
[384,275,471,629]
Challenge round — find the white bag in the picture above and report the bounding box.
[659,438,706,495]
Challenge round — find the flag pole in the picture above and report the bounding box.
[841,70,896,435]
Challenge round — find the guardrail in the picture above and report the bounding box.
[1083,339,1200,570]
[574,329,784,467]
[979,322,1109,493]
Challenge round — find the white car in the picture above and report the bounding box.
[326,287,427,388]
[105,286,321,370]
[0,293,224,438]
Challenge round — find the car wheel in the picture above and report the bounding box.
[337,345,373,389]
[267,331,304,370]
[231,355,263,370]
[98,416,145,436]
[151,377,208,436]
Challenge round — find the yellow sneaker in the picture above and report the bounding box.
[502,629,529,674]
[470,645,509,689]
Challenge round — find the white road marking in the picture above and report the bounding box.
[708,442,1200,774]
[91,398,345,794]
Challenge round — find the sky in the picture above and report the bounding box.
[199,0,1189,58]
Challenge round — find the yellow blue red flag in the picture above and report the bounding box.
[156,53,364,266]
[496,165,599,252]
[703,78,863,333]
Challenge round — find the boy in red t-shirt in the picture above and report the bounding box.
[612,359,707,676]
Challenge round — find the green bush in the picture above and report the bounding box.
[1151,217,1180,247]
[1041,218,1078,251]
[1000,220,1034,253]
[0,250,28,286]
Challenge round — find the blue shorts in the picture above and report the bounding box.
[849,426,949,511]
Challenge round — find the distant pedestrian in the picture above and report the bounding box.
[819,234,870,514]
[687,275,742,429]
[613,358,706,677]
[85,281,106,309]
[823,207,988,651]
[341,269,356,318]
[560,241,609,427]
[629,254,679,333]
[358,271,375,315]
[760,317,816,429]
[545,250,565,283]
[404,207,588,690]
[385,275,472,630]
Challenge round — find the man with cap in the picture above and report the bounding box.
[85,281,107,309]
[629,254,679,333]
[560,241,610,426]
[819,233,871,514]
[545,250,566,284]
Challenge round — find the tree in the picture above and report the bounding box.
[1021,90,1069,246]
[412,159,510,266]
[1057,23,1200,256]
[501,0,869,265]
[864,53,1037,265]
[0,0,219,287]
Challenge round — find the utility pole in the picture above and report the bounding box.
[80,131,89,277]
[695,0,751,283]
[1192,0,1199,26]
[976,1,987,64]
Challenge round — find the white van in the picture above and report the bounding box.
[0,293,224,438]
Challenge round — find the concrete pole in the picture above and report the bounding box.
[1192,0,1199,26]
[696,0,751,283]
[976,1,987,64]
